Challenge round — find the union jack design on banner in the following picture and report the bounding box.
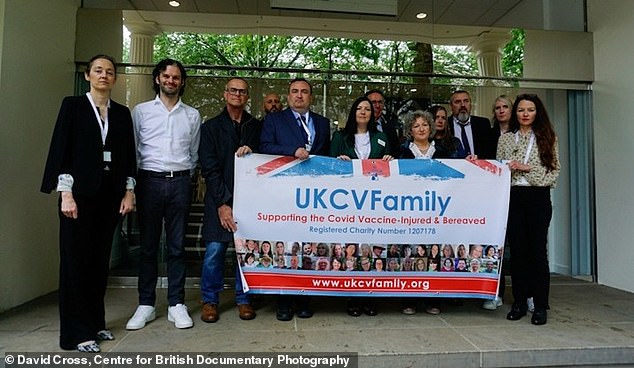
[252,155,493,180]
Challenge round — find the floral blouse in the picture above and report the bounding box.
[496,130,560,188]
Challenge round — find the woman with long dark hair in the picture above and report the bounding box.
[330,96,392,161]
[429,105,466,158]
[331,96,393,317]
[496,94,560,325]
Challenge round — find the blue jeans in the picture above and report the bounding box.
[201,241,248,305]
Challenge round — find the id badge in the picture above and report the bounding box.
[103,151,112,162]
[305,143,312,152]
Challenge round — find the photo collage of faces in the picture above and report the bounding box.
[235,239,502,274]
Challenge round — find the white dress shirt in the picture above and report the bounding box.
[132,96,202,172]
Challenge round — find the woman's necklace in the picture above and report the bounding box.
[415,142,430,153]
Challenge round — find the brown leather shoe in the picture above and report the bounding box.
[201,303,218,323]
[238,304,256,320]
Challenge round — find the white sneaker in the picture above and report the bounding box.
[126,305,156,330]
[482,297,503,310]
[527,297,535,313]
[168,304,193,329]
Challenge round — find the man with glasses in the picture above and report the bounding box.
[198,77,261,323]
[365,89,401,156]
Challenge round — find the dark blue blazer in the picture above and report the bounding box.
[260,108,330,156]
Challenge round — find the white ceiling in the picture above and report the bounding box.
[82,0,585,43]
[82,0,556,28]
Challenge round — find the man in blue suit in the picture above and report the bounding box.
[260,78,331,321]
[260,78,330,158]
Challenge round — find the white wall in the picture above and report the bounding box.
[587,0,634,293]
[524,30,594,82]
[0,0,79,312]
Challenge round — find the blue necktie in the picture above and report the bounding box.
[298,115,309,144]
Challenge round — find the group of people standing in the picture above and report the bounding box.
[41,54,560,352]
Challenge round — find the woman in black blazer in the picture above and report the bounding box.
[41,55,136,352]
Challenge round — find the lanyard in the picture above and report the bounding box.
[86,92,109,145]
[297,113,312,144]
[515,130,534,164]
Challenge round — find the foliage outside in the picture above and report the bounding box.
[124,29,523,79]
[122,29,523,121]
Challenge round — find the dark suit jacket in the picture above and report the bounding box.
[40,95,136,196]
[260,108,330,156]
[199,107,261,242]
[330,130,390,159]
[377,114,401,156]
[449,115,495,159]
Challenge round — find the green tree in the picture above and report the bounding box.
[128,29,524,78]
[135,31,523,119]
[502,28,525,77]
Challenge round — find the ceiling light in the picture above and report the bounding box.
[168,1,180,7]
[416,12,428,19]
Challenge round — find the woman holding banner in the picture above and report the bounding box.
[331,96,394,317]
[398,112,457,316]
[497,94,560,325]
[330,96,393,161]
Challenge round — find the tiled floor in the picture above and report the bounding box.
[1,275,633,368]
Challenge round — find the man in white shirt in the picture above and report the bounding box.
[126,59,201,330]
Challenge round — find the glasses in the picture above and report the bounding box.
[226,87,248,96]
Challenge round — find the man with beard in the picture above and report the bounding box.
[449,90,495,159]
[263,92,283,116]
[127,59,201,330]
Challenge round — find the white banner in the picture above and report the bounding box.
[233,154,509,298]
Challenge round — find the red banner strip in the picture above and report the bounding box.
[243,272,498,296]
[256,156,297,175]
[361,159,391,177]
[468,159,502,176]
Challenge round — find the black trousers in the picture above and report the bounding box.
[507,186,552,310]
[136,174,191,306]
[58,174,120,350]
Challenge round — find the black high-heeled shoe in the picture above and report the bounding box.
[506,303,527,321]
